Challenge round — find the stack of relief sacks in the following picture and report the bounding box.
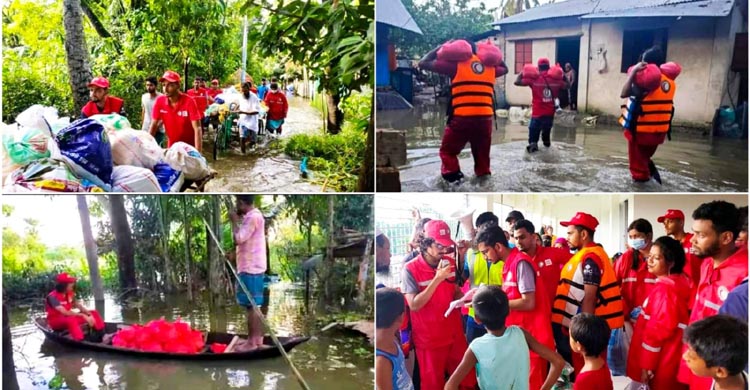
[2,106,211,193]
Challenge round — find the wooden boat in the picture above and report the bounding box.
[34,318,309,361]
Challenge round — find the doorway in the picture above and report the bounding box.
[556,37,581,110]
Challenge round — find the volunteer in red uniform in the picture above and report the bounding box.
[207,79,222,100]
[263,81,288,135]
[678,201,748,390]
[659,209,703,296]
[552,212,624,375]
[614,218,657,322]
[401,220,476,390]
[186,77,212,131]
[149,71,203,153]
[475,224,555,390]
[627,236,691,390]
[512,219,572,306]
[619,46,675,184]
[45,273,105,341]
[514,58,568,153]
[418,41,508,184]
[80,77,125,119]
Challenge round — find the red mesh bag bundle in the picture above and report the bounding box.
[660,62,681,80]
[437,40,473,62]
[521,63,540,84]
[477,40,502,66]
[547,65,564,80]
[628,63,662,92]
[210,343,228,354]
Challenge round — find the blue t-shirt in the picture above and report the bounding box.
[257,85,269,101]
[470,326,530,390]
[376,343,414,390]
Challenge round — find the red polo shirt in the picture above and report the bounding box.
[207,88,221,99]
[152,93,202,148]
[186,88,209,117]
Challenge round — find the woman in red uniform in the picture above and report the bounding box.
[614,218,657,321]
[626,236,691,390]
[45,273,105,341]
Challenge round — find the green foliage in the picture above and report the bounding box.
[3,270,92,303]
[392,0,497,60]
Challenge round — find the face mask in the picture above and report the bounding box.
[628,238,647,250]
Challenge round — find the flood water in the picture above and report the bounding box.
[7,283,373,389]
[201,96,325,192]
[378,98,748,192]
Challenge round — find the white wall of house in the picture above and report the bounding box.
[632,194,748,236]
[497,6,746,125]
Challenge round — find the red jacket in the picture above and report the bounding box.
[627,274,691,390]
[678,246,748,389]
[404,254,464,350]
[679,233,703,306]
[614,249,657,318]
[529,246,571,306]
[264,90,288,120]
[81,96,124,118]
[45,290,74,324]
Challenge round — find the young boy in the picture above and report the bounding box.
[569,313,614,390]
[445,285,564,390]
[376,288,414,390]
[683,315,748,390]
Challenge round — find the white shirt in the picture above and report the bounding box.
[141,92,164,132]
[238,92,260,132]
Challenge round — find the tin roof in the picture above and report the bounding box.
[376,0,423,34]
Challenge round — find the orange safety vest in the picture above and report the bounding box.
[451,54,495,117]
[552,245,625,330]
[619,74,676,133]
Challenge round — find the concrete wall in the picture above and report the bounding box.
[498,9,743,124]
[632,194,749,236]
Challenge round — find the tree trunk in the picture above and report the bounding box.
[208,197,223,306]
[80,0,112,38]
[157,197,176,292]
[2,302,19,390]
[62,0,93,114]
[323,196,336,304]
[76,195,104,301]
[182,197,193,302]
[108,195,137,294]
[357,98,375,191]
[325,92,343,134]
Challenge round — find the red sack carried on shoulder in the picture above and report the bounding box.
[547,65,564,80]
[660,62,681,80]
[629,63,662,92]
[437,40,473,62]
[477,40,502,67]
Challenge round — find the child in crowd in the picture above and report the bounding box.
[445,285,564,390]
[569,313,614,390]
[683,315,748,390]
[376,288,414,390]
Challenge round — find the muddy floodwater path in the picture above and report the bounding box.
[202,96,326,192]
[379,102,748,192]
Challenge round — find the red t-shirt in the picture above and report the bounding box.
[525,72,565,118]
[574,365,614,390]
[186,88,209,116]
[264,91,289,121]
[206,88,221,99]
[152,93,202,148]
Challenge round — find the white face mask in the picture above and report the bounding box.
[628,238,647,251]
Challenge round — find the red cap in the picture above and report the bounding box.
[537,57,550,67]
[560,212,599,231]
[657,209,685,223]
[55,272,77,284]
[88,77,110,89]
[424,220,456,248]
[211,79,219,85]
[159,70,181,83]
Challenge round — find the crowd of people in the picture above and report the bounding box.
[79,72,290,155]
[376,201,748,390]
[418,41,675,186]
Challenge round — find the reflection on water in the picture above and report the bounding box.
[202,96,325,192]
[9,283,373,389]
[378,101,748,192]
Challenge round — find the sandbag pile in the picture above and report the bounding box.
[111,318,206,354]
[2,106,211,193]
[436,39,503,67]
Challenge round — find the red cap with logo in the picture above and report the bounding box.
[424,220,456,248]
[55,272,77,284]
[560,212,599,231]
[657,209,685,223]
[159,70,181,83]
[88,77,110,89]
[537,57,550,67]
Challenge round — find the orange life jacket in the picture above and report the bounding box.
[552,244,625,330]
[619,74,676,134]
[451,54,495,117]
